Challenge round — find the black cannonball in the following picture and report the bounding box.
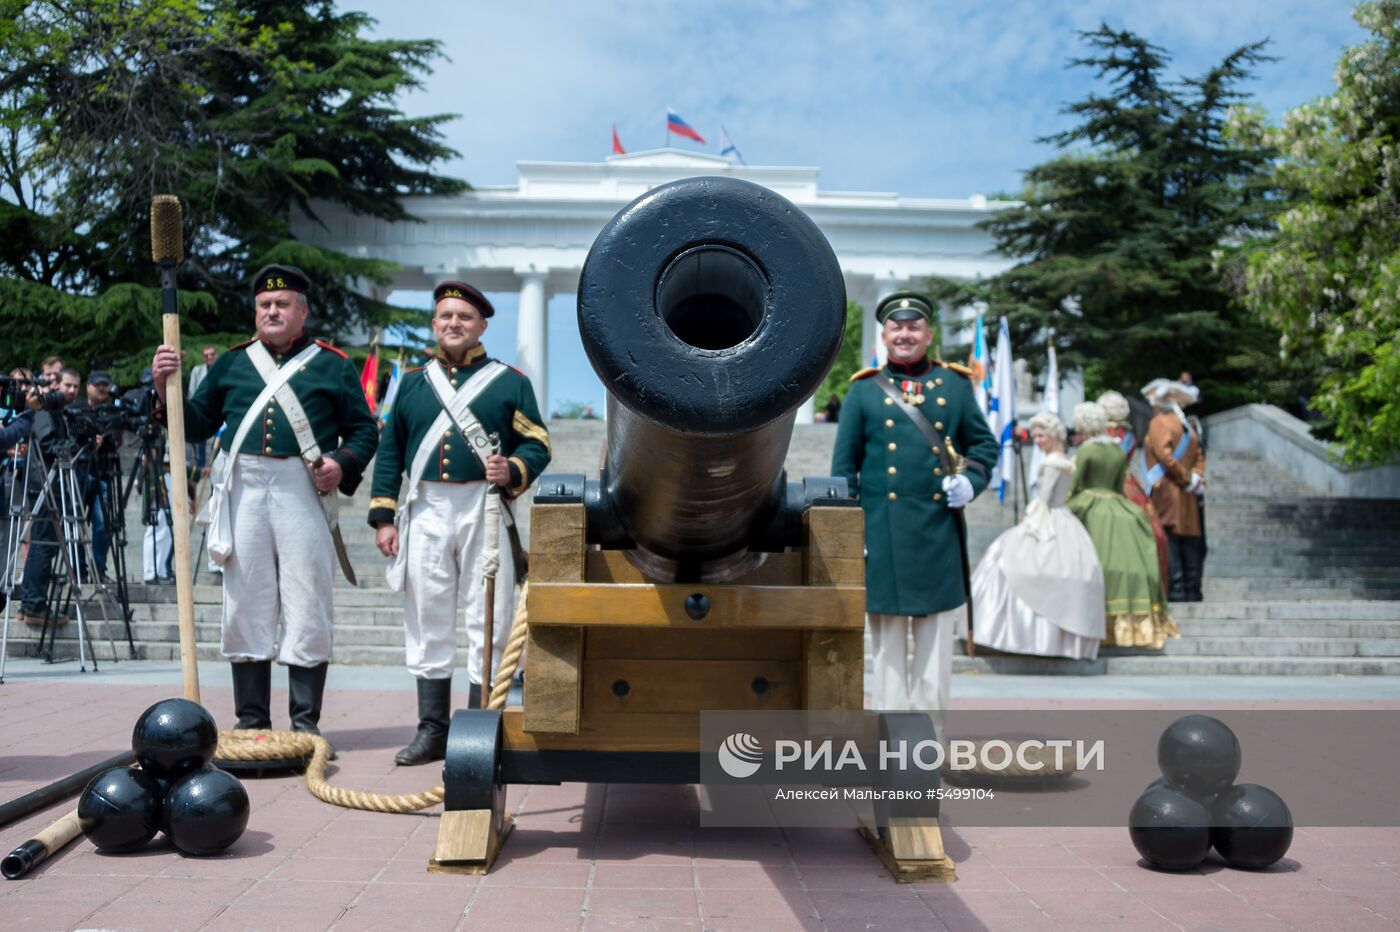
[132,698,219,782]
[1157,714,1241,798]
[1129,785,1212,871]
[162,767,250,856]
[77,766,163,853]
[1145,775,1219,813]
[1211,784,1294,869]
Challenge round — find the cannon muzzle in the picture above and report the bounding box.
[574,176,847,580]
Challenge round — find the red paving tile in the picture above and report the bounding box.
[1025,890,1178,930]
[586,886,701,918]
[2,679,1399,931]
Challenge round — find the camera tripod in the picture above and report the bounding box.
[0,437,132,683]
[120,426,177,587]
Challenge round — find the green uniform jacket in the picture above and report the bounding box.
[367,346,552,526]
[168,334,378,495]
[830,358,1000,616]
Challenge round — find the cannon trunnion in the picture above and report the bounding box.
[433,177,952,883]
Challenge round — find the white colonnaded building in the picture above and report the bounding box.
[293,149,1065,422]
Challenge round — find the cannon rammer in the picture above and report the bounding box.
[432,176,951,881]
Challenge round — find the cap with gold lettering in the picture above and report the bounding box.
[252,264,311,296]
[875,291,934,325]
[433,280,495,318]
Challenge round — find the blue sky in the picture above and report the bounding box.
[349,0,1365,414]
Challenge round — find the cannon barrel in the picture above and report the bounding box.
[576,176,847,580]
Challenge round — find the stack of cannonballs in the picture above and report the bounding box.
[77,699,250,856]
[1129,714,1293,871]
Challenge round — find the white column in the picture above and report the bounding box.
[515,267,550,417]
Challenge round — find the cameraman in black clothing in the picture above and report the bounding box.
[0,370,43,615]
[15,367,82,627]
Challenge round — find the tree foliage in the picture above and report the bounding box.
[815,300,868,410]
[1228,1,1400,465]
[929,25,1300,411]
[0,0,463,375]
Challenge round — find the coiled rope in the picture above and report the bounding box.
[212,582,531,814]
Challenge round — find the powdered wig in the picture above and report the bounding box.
[1072,401,1109,438]
[1029,411,1067,445]
[1097,390,1130,424]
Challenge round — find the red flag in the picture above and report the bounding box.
[612,123,626,155]
[360,345,379,415]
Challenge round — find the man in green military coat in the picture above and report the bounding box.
[151,264,379,739]
[369,280,551,765]
[831,292,999,713]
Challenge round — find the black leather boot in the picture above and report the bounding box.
[1166,533,1188,602]
[288,662,335,758]
[231,660,272,729]
[395,677,453,766]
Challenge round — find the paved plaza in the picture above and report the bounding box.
[1,660,1397,931]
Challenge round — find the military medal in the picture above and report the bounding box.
[900,379,925,405]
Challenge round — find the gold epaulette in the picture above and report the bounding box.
[850,367,880,383]
[937,360,974,380]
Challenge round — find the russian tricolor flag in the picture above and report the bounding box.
[666,108,706,144]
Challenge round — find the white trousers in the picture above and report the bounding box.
[402,481,516,683]
[221,455,334,666]
[142,474,173,581]
[868,609,961,715]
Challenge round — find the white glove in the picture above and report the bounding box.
[1187,472,1204,495]
[942,474,974,509]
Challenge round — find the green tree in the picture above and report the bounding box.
[929,26,1295,410]
[1229,1,1400,464]
[0,0,463,376]
[814,300,867,412]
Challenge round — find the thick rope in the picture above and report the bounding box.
[212,582,531,814]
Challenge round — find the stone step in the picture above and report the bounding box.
[1177,620,1400,638]
[1101,655,1400,676]
[951,654,1400,676]
[1168,600,1400,620]
[1162,636,1400,658]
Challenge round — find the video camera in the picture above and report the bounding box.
[0,374,67,416]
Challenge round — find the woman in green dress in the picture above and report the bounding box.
[1067,402,1179,649]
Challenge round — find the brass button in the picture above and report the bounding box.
[443,443,452,451]
[299,365,307,372]
[887,443,896,451]
[885,419,895,428]
[887,466,897,475]
[926,380,934,389]
[451,367,458,374]
[935,467,943,476]
[266,406,274,414]
[884,397,893,406]
[934,492,943,501]
[936,378,944,386]
[264,418,273,426]
[935,421,944,430]
[451,380,459,388]
[444,429,453,438]
[263,444,271,453]
[888,492,897,501]
[937,397,946,406]
[442,457,451,465]
[931,446,941,454]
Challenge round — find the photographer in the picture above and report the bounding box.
[71,370,124,580]
[0,369,41,614]
[15,367,82,627]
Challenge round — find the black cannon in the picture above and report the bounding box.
[546,175,849,581]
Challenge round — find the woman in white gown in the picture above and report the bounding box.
[970,412,1106,659]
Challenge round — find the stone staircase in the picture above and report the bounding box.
[7,424,1400,676]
